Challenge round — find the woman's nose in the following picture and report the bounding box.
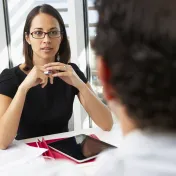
[43,34,51,43]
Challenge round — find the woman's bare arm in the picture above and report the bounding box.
[78,83,113,131]
[0,86,28,149]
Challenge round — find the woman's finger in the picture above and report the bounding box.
[39,74,48,88]
[44,62,65,68]
[46,65,69,72]
[49,75,54,84]
[39,77,45,85]
[52,71,70,77]
[41,77,48,88]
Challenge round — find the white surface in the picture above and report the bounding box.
[1,159,83,176]
[77,162,98,176]
[0,141,47,172]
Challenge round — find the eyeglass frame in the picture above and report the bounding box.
[30,30,63,39]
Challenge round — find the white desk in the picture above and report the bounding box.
[20,124,122,176]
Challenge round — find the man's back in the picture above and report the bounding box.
[94,130,176,176]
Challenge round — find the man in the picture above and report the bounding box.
[92,0,176,175]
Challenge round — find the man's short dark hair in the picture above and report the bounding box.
[93,0,176,131]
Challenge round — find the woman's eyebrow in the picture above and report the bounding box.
[33,28,43,30]
[49,27,59,30]
[33,27,59,30]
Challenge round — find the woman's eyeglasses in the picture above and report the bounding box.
[30,30,63,39]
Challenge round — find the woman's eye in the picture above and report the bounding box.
[34,31,43,35]
[50,31,59,36]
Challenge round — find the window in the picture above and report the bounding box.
[87,0,106,104]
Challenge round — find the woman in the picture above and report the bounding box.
[0,4,112,149]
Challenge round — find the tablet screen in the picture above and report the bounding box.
[48,134,117,161]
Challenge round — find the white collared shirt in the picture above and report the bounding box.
[93,130,176,176]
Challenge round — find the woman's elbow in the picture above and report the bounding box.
[0,143,8,150]
[0,138,10,150]
[102,121,113,131]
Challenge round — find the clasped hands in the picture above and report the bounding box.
[21,62,84,90]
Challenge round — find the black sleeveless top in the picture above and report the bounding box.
[0,63,87,140]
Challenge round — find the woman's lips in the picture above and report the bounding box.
[41,47,52,50]
[41,47,53,52]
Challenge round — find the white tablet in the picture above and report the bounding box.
[48,134,117,163]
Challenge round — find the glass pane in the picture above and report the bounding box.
[87,0,106,104]
[7,0,68,66]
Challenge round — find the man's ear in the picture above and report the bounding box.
[97,56,115,101]
[25,32,31,45]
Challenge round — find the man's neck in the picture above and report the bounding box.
[111,101,137,136]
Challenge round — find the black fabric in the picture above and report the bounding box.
[0,63,87,140]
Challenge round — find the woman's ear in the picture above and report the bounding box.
[25,32,31,45]
[97,56,115,101]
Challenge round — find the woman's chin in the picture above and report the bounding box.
[40,54,56,61]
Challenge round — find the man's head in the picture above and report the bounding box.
[93,0,176,134]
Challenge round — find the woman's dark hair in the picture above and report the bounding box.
[23,4,70,71]
[93,0,176,131]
